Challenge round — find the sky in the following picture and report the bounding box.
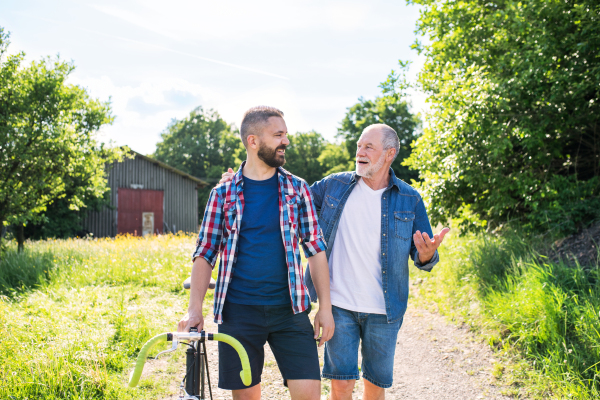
[1,0,426,155]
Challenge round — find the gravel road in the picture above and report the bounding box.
[156,302,511,400]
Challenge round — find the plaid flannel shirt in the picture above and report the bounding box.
[192,162,327,324]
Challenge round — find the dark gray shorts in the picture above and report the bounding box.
[217,301,321,390]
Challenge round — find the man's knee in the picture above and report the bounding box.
[287,379,320,400]
[363,378,385,400]
[332,379,356,394]
[232,384,261,400]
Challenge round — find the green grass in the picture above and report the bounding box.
[0,234,213,400]
[3,230,599,399]
[412,230,600,399]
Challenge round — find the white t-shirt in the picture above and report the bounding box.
[329,177,386,314]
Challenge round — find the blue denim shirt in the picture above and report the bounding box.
[305,169,439,323]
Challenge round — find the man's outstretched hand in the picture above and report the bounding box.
[414,227,450,264]
[219,168,235,184]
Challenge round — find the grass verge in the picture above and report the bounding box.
[412,230,600,399]
[0,234,213,400]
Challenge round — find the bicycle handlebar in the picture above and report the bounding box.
[128,331,252,388]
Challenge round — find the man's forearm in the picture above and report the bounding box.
[188,257,214,314]
[307,251,332,309]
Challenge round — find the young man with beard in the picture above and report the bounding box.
[221,123,448,400]
[178,106,334,400]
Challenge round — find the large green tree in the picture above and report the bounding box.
[153,106,245,217]
[317,142,353,177]
[0,28,119,251]
[338,91,421,182]
[283,131,329,185]
[406,0,600,234]
[23,145,127,240]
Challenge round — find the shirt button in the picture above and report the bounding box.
[383,233,386,236]
[385,290,387,293]
[383,214,386,217]
[331,203,334,206]
[383,253,385,255]
[383,271,386,274]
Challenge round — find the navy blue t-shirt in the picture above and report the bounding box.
[227,173,291,305]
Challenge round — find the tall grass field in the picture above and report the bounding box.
[412,231,600,399]
[2,231,599,399]
[0,234,212,400]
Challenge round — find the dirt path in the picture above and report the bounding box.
[387,306,511,400]
[156,303,511,400]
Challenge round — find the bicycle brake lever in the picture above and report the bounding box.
[155,338,179,359]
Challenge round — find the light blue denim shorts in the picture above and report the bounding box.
[322,305,403,388]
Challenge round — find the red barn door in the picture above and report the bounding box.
[117,188,164,236]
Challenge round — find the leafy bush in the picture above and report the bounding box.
[406,0,600,234]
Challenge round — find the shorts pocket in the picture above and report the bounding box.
[394,212,415,240]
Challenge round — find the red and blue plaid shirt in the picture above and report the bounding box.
[192,162,327,324]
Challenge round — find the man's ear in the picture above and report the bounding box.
[247,134,258,150]
[387,148,397,162]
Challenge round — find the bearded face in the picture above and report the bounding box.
[356,151,386,178]
[257,140,287,168]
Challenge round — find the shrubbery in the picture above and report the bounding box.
[406,0,600,235]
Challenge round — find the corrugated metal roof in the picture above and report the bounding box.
[131,150,209,188]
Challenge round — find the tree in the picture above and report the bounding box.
[153,106,246,217]
[283,131,329,185]
[23,145,127,240]
[0,28,119,251]
[318,142,353,177]
[338,91,421,183]
[405,0,600,234]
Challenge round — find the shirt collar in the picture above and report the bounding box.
[387,168,403,190]
[232,161,292,186]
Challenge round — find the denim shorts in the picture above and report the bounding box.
[322,305,403,388]
[217,301,321,390]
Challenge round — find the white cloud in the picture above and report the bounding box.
[69,72,357,153]
[68,74,217,153]
[90,0,392,41]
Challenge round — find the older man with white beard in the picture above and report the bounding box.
[221,123,448,400]
[304,123,448,400]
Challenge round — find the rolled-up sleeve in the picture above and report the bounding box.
[414,249,439,271]
[410,194,439,272]
[192,188,224,267]
[298,180,327,258]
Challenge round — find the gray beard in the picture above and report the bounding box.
[356,153,386,177]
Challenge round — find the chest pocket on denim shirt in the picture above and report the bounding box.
[319,194,339,222]
[394,211,415,241]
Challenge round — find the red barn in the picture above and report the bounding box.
[83,151,208,237]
